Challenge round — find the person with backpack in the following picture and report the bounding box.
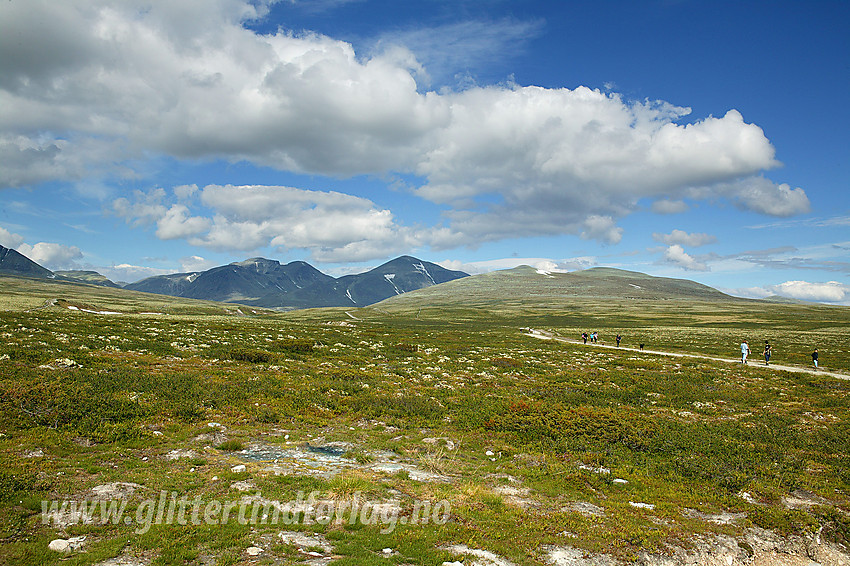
[763,341,772,365]
[812,349,819,369]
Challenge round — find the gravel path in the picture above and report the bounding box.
[524,329,849,381]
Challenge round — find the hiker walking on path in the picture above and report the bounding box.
[616,334,622,347]
[582,332,588,344]
[812,349,819,369]
[764,341,772,365]
[741,341,750,364]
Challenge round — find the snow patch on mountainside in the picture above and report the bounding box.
[413,262,436,285]
[384,273,403,295]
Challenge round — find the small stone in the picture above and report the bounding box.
[485,450,495,456]
[382,547,393,554]
[613,478,628,484]
[245,546,263,556]
[152,430,163,436]
[48,539,71,553]
[231,464,247,473]
[442,562,464,566]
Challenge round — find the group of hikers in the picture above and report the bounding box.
[581,332,625,348]
[577,331,821,370]
[740,340,820,369]
[581,331,599,344]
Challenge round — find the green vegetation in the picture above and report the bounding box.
[0,273,848,565]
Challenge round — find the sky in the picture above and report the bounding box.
[1,0,849,304]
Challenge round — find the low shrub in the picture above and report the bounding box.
[276,339,314,354]
[228,348,276,364]
[0,470,35,501]
[749,506,817,535]
[217,439,245,451]
[484,401,657,451]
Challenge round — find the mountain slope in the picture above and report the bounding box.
[0,245,56,279]
[370,265,733,314]
[54,270,121,288]
[121,256,465,309]
[125,272,201,296]
[180,258,334,303]
[288,256,469,307]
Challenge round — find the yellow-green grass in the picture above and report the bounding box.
[0,274,848,565]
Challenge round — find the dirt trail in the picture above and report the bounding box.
[524,329,849,381]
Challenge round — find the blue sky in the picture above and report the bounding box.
[1,0,848,303]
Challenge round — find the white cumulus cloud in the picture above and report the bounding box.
[1,0,811,255]
[113,184,421,263]
[662,244,708,271]
[438,256,597,275]
[770,281,849,303]
[180,255,218,273]
[0,226,25,248]
[17,242,83,270]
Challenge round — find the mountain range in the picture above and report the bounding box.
[0,245,468,309]
[1,244,802,310]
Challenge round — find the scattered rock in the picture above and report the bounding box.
[544,545,619,565]
[629,501,656,510]
[577,463,611,474]
[636,527,850,566]
[91,482,142,499]
[48,535,86,553]
[231,464,247,473]
[737,491,764,505]
[443,544,517,566]
[22,448,44,458]
[245,546,264,556]
[192,432,228,444]
[682,507,746,525]
[48,539,71,553]
[230,480,255,491]
[278,531,334,554]
[370,462,451,482]
[166,449,198,460]
[781,489,828,510]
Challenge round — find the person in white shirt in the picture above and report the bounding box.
[741,341,750,364]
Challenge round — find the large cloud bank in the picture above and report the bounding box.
[0,0,809,261]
